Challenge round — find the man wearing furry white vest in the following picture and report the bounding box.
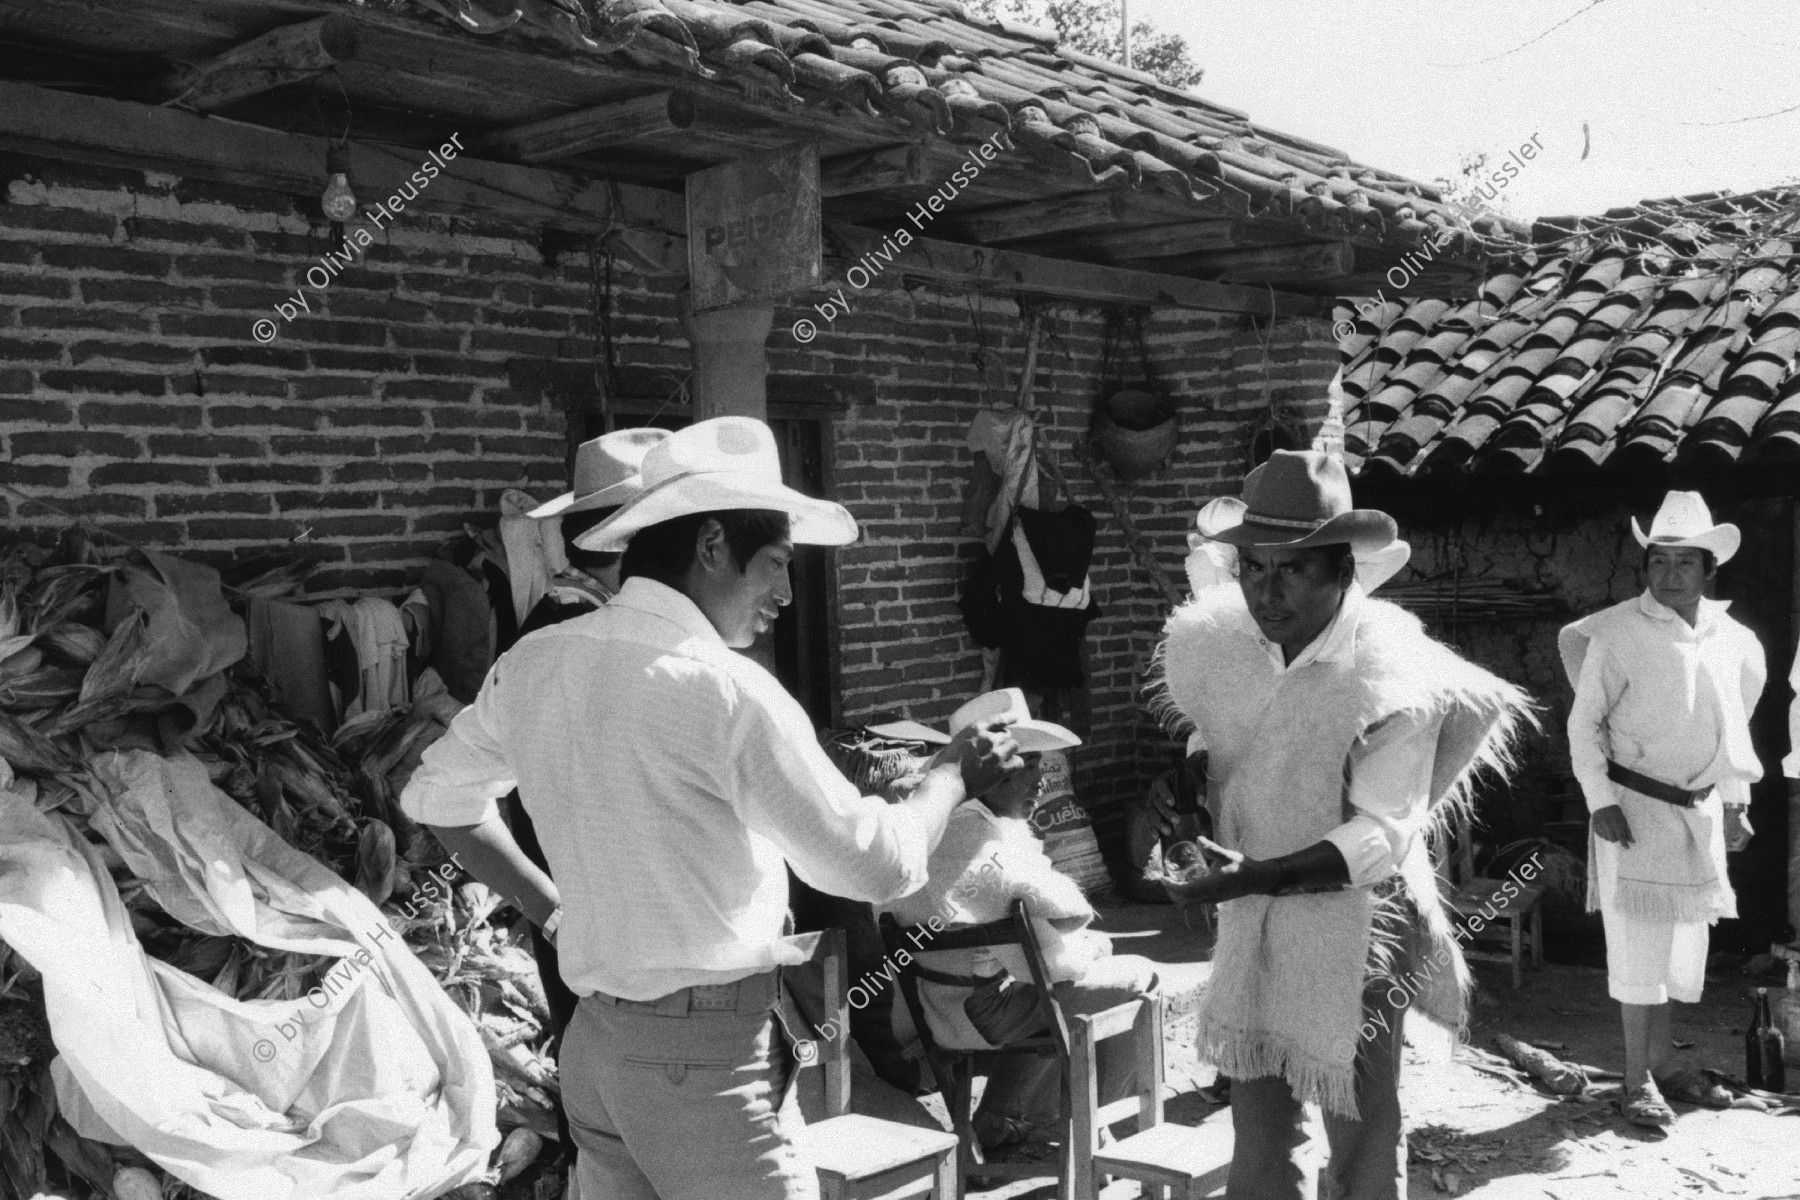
[1560,491,1762,1129]
[1151,451,1532,1200]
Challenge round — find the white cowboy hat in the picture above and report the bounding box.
[528,427,671,519]
[1632,491,1739,563]
[866,687,1081,754]
[575,417,858,552]
[1201,450,1400,556]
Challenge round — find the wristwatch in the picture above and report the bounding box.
[541,906,563,945]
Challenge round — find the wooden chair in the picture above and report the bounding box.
[881,898,1074,1200]
[1436,813,1544,989]
[1076,997,1217,1200]
[790,927,960,1200]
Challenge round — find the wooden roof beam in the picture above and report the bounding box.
[1074,220,1240,260]
[1138,240,1357,284]
[949,192,1131,243]
[0,80,684,235]
[826,224,1327,317]
[475,91,699,162]
[821,145,930,198]
[166,15,360,112]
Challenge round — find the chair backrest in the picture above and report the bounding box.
[793,926,853,1118]
[879,897,1070,1065]
[1068,996,1163,1197]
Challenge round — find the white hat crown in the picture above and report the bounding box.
[640,417,782,490]
[1632,490,1740,563]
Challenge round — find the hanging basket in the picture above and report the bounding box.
[1094,389,1178,481]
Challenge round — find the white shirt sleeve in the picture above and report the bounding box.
[1323,709,1444,887]
[1568,640,1624,814]
[1783,647,1800,779]
[726,695,938,907]
[399,664,512,828]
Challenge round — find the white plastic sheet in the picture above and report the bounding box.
[0,750,496,1199]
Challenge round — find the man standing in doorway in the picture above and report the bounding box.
[1153,450,1531,1200]
[402,416,1025,1199]
[1561,491,1763,1127]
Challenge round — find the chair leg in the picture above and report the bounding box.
[1530,904,1544,967]
[1511,916,1523,990]
[934,1145,960,1200]
[949,1060,979,1182]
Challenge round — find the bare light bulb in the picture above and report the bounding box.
[321,172,358,222]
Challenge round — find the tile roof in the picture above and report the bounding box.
[383,0,1518,254]
[1337,189,1800,477]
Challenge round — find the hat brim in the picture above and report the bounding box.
[862,717,1081,754]
[865,719,949,745]
[1205,509,1399,555]
[1632,518,1740,564]
[574,473,859,553]
[527,477,646,520]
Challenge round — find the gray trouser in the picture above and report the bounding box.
[561,972,816,1200]
[1224,984,1406,1200]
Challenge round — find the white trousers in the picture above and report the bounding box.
[1601,910,1709,1005]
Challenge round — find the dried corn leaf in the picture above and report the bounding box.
[0,665,84,711]
[0,581,19,641]
[0,641,40,677]
[0,708,77,774]
[355,819,398,905]
[79,612,147,704]
[37,622,107,666]
[27,564,106,629]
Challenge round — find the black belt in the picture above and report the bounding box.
[1606,760,1706,808]
[913,964,1003,989]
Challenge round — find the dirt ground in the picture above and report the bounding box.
[969,903,1800,1200]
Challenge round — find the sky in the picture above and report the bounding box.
[1132,0,1800,222]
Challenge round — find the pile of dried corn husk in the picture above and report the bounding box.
[0,536,556,1200]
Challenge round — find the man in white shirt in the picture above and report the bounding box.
[401,417,1023,1200]
[1153,451,1530,1200]
[1560,491,1763,1128]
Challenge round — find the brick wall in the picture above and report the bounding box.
[0,154,589,592]
[0,155,1339,874]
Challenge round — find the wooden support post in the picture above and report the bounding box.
[167,15,360,111]
[679,293,775,421]
[476,91,699,162]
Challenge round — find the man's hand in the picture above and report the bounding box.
[1158,836,1271,904]
[1591,804,1633,847]
[1724,806,1753,852]
[930,718,1024,797]
[1146,777,1180,839]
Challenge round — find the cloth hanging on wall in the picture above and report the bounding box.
[316,599,409,721]
[961,505,1101,692]
[417,561,493,704]
[966,410,1042,553]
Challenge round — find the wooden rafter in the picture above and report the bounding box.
[1140,241,1356,284]
[476,91,699,162]
[0,80,684,234]
[825,224,1327,317]
[167,15,360,112]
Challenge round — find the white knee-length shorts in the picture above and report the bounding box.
[1601,910,1709,1004]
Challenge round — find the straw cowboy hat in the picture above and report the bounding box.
[575,416,858,552]
[527,427,671,519]
[1632,491,1740,564]
[1201,450,1397,553]
[867,687,1081,754]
